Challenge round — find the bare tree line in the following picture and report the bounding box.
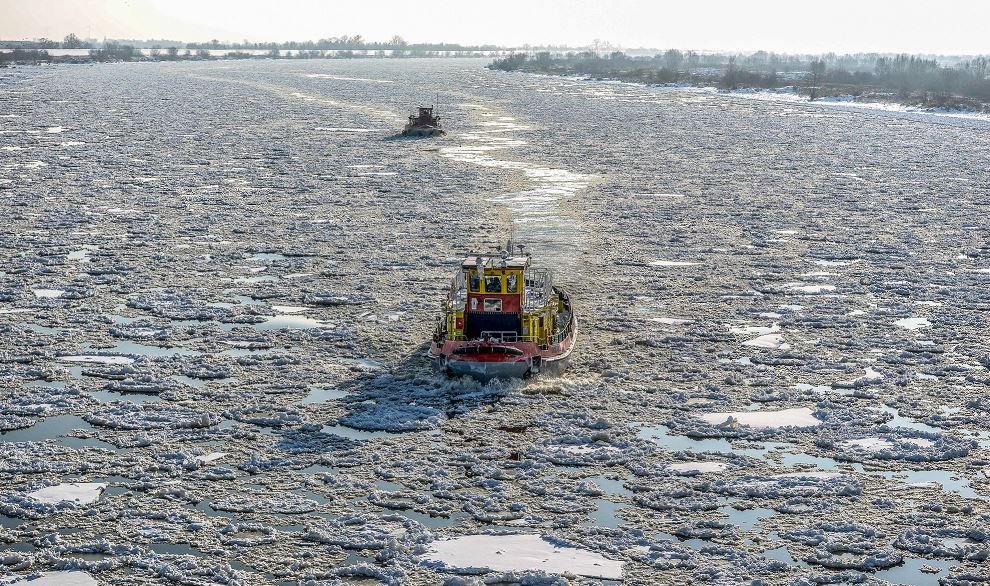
[489,50,990,109]
[1,33,501,53]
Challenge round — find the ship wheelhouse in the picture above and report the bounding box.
[431,249,576,380]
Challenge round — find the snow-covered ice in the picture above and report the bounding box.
[699,407,822,429]
[1,57,988,585]
[26,482,106,505]
[423,533,624,579]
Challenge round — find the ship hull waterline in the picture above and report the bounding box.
[402,126,445,137]
[430,316,577,382]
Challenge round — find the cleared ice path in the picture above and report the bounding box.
[441,105,592,275]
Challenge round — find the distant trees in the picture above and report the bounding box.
[809,59,826,99]
[488,49,990,108]
[0,49,52,63]
[489,53,529,71]
[89,42,136,62]
[177,36,498,53]
[723,56,739,89]
[62,33,89,49]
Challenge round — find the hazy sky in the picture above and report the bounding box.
[2,0,988,54]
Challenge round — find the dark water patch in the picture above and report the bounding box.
[873,557,956,585]
[229,293,264,306]
[638,423,764,457]
[296,489,331,505]
[93,341,201,357]
[375,480,403,491]
[592,474,633,497]
[0,414,119,450]
[24,323,65,335]
[322,424,398,441]
[300,386,350,405]
[87,389,160,404]
[193,500,236,519]
[719,504,776,531]
[878,469,984,500]
[762,545,811,569]
[147,542,205,557]
[1,514,21,529]
[588,498,625,528]
[23,380,67,389]
[299,464,340,475]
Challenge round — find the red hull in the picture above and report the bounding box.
[429,314,577,381]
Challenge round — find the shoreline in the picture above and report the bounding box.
[516,71,990,123]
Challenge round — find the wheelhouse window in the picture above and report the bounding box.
[483,298,502,312]
[506,273,518,293]
[484,275,503,293]
[469,272,481,292]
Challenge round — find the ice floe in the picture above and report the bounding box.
[27,482,106,505]
[699,407,821,429]
[423,533,624,579]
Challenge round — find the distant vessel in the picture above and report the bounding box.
[402,106,445,137]
[429,245,577,381]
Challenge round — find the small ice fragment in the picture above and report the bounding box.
[58,355,135,365]
[894,317,931,330]
[731,323,779,335]
[650,317,693,325]
[33,289,66,298]
[271,305,308,314]
[649,260,699,267]
[840,437,893,451]
[742,333,789,349]
[783,283,837,294]
[667,462,728,474]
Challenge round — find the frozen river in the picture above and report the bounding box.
[1,58,989,585]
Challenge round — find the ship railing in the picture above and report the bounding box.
[522,269,553,311]
[478,331,539,343]
[447,271,466,303]
[548,314,575,345]
[549,328,570,345]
